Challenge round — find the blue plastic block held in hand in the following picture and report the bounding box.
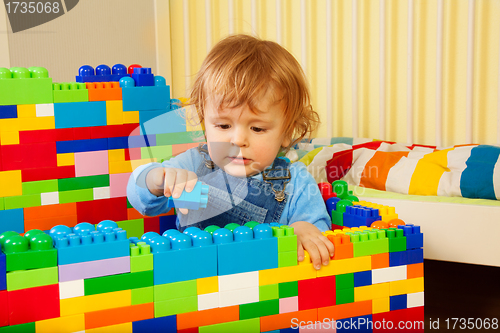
[167,182,209,210]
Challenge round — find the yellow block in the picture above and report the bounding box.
[390,277,424,296]
[372,297,390,314]
[317,256,371,277]
[108,149,125,162]
[109,160,132,174]
[57,153,75,166]
[60,290,131,317]
[17,117,55,131]
[0,131,19,145]
[106,100,124,125]
[197,276,218,294]
[130,159,157,170]
[354,283,390,302]
[86,322,133,333]
[260,263,317,285]
[0,170,22,197]
[17,104,36,118]
[35,313,85,333]
[123,111,139,124]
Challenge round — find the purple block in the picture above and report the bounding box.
[58,256,130,282]
[128,135,156,148]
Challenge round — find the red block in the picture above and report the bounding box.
[19,128,74,144]
[1,142,57,171]
[73,127,92,140]
[298,276,336,310]
[22,165,75,182]
[0,290,8,327]
[91,124,138,139]
[372,306,424,333]
[76,197,128,224]
[8,284,60,326]
[144,217,160,233]
[178,328,199,333]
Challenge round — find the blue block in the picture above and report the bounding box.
[407,248,424,264]
[218,237,278,276]
[131,68,155,87]
[159,215,177,234]
[0,251,6,290]
[0,209,24,234]
[132,315,177,333]
[337,314,373,332]
[280,329,296,333]
[389,251,409,267]
[353,270,372,287]
[121,80,170,111]
[325,197,341,217]
[54,101,107,128]
[342,205,381,228]
[0,105,17,119]
[167,182,209,210]
[390,294,407,311]
[399,224,424,250]
[107,135,157,150]
[139,109,185,135]
[76,64,129,83]
[56,138,108,154]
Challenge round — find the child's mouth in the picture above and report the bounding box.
[228,156,252,165]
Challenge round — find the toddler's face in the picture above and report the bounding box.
[203,96,290,178]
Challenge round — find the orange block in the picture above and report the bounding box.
[86,82,122,101]
[85,303,153,330]
[177,305,239,330]
[24,203,77,220]
[172,142,200,156]
[24,215,78,231]
[317,300,372,321]
[127,208,174,220]
[407,263,424,279]
[328,234,353,260]
[371,252,389,269]
[260,309,317,332]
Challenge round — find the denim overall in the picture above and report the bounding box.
[177,144,291,232]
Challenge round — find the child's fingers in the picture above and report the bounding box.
[172,169,188,198]
[297,241,305,262]
[163,168,177,197]
[301,239,322,270]
[178,208,188,214]
[319,234,335,258]
[311,237,331,266]
[184,171,198,193]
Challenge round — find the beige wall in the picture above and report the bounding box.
[3,0,157,83]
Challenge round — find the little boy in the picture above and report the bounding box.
[127,34,333,270]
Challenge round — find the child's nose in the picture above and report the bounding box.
[230,129,249,147]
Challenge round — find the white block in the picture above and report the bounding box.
[219,287,259,307]
[93,187,111,200]
[36,103,54,117]
[59,280,84,299]
[372,265,407,284]
[407,291,425,308]
[218,271,259,292]
[198,292,219,311]
[41,192,59,206]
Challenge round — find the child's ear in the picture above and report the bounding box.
[281,135,291,148]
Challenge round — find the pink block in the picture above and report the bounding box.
[299,321,337,332]
[58,256,131,282]
[130,127,141,136]
[74,150,109,177]
[110,172,131,198]
[128,147,142,160]
[279,296,298,314]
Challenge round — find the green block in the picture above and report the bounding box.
[85,270,154,296]
[239,299,279,320]
[154,280,197,301]
[59,188,93,203]
[117,219,144,239]
[387,228,407,252]
[6,266,58,291]
[336,273,354,290]
[127,198,133,208]
[58,175,110,191]
[0,198,4,210]
[199,318,260,333]
[156,131,202,145]
[130,253,153,273]
[140,145,173,161]
[336,288,354,305]
[154,296,197,317]
[277,234,297,252]
[132,286,154,305]
[6,249,57,271]
[53,83,89,103]
[278,251,297,267]
[349,230,389,257]
[22,180,58,195]
[0,322,36,333]
[0,77,53,105]
[331,210,344,226]
[4,194,41,209]
[259,284,279,301]
[279,281,298,298]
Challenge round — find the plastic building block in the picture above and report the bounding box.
[7,283,60,325]
[53,82,88,103]
[332,180,359,201]
[146,228,217,285]
[120,75,171,111]
[139,109,186,135]
[0,229,57,271]
[387,228,407,252]
[58,256,130,282]
[239,299,279,320]
[219,286,259,307]
[84,303,154,330]
[56,138,108,154]
[50,220,129,265]
[59,279,84,299]
[326,233,353,260]
[343,205,382,228]
[132,315,177,333]
[131,68,155,87]
[407,291,425,308]
[130,241,153,272]
[353,270,372,287]
[0,105,17,119]
[318,182,337,202]
[76,64,129,83]
[0,171,23,198]
[22,165,76,182]
[132,286,154,305]
[167,181,209,210]
[372,265,407,284]
[260,308,317,332]
[34,313,85,333]
[389,277,424,296]
[84,270,153,296]
[86,82,122,101]
[336,287,355,305]
[298,275,336,310]
[6,266,58,291]
[331,199,353,227]
[0,67,53,106]
[317,256,371,277]
[399,224,423,250]
[54,101,107,129]
[0,252,5,291]
[347,228,389,257]
[354,282,390,302]
[0,209,24,234]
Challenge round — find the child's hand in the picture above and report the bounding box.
[290,221,335,270]
[146,167,198,214]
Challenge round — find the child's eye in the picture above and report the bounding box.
[215,124,231,129]
[251,127,266,133]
